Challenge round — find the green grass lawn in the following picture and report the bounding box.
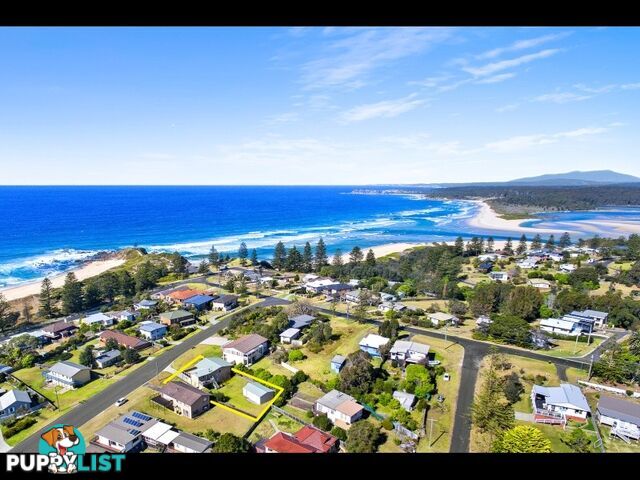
[170,344,222,371]
[544,337,604,358]
[216,375,272,417]
[247,411,307,443]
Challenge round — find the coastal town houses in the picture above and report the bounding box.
[428,312,459,327]
[43,361,92,389]
[359,333,390,358]
[183,294,216,311]
[210,294,239,312]
[0,389,32,420]
[138,321,168,341]
[488,271,510,282]
[100,330,151,351]
[314,389,364,428]
[166,289,202,305]
[569,309,608,329]
[596,395,640,441]
[531,384,590,424]
[222,334,269,366]
[279,328,301,344]
[184,357,232,389]
[539,318,581,336]
[393,391,416,412]
[256,425,339,453]
[156,381,211,418]
[158,310,196,328]
[528,278,552,289]
[389,340,430,366]
[81,312,115,328]
[42,321,78,340]
[133,299,158,311]
[151,285,189,302]
[94,349,121,369]
[289,314,315,330]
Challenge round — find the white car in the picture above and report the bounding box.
[114,397,127,407]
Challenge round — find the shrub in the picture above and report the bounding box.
[330,426,347,441]
[381,418,394,430]
[312,414,332,431]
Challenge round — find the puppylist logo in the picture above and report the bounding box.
[6,424,125,474]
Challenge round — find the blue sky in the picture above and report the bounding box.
[1,27,639,185]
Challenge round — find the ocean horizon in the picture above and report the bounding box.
[2,186,640,288]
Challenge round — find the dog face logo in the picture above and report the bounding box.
[39,424,85,474]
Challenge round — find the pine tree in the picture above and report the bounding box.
[503,237,514,256]
[238,242,249,266]
[332,249,343,268]
[365,249,376,266]
[558,232,572,249]
[544,234,555,250]
[61,272,83,315]
[0,294,19,335]
[250,248,258,266]
[493,425,551,453]
[286,246,303,271]
[531,234,543,250]
[273,241,287,270]
[38,277,56,319]
[208,245,220,268]
[302,242,313,272]
[314,238,328,271]
[350,246,364,264]
[486,236,495,253]
[516,234,528,255]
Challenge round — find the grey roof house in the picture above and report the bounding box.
[0,389,32,419]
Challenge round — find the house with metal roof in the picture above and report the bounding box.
[170,431,213,453]
[95,349,122,369]
[596,395,640,441]
[210,294,239,312]
[330,355,347,373]
[100,330,151,351]
[358,333,390,357]
[82,312,115,327]
[539,317,581,336]
[133,299,158,311]
[288,314,315,330]
[390,340,430,365]
[570,309,608,329]
[428,312,459,327]
[243,381,275,405]
[185,357,232,389]
[42,321,78,340]
[257,425,339,453]
[158,381,211,418]
[0,389,32,420]
[158,309,196,328]
[222,334,269,366]
[279,327,301,344]
[183,294,216,311]
[531,383,590,423]
[43,361,92,389]
[138,321,167,341]
[393,391,416,412]
[314,389,363,428]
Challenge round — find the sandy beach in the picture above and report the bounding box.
[0,258,125,302]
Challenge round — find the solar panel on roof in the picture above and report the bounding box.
[128,429,141,436]
[131,411,152,421]
[123,417,143,427]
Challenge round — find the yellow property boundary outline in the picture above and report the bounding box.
[161,355,284,423]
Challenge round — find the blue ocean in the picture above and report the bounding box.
[1,186,639,288]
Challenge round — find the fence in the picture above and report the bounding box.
[280,362,299,374]
[578,380,640,399]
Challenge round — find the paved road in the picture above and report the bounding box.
[11,298,273,453]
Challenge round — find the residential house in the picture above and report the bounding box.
[359,333,390,358]
[560,263,577,273]
[393,391,416,412]
[476,315,492,326]
[596,395,640,441]
[185,357,232,389]
[42,321,78,340]
[478,253,500,262]
[0,389,32,419]
[289,314,315,330]
[158,381,211,418]
[539,318,581,336]
[305,278,343,294]
[158,310,196,328]
[95,421,146,453]
[43,361,91,388]
[138,321,168,341]
[167,289,202,305]
[548,253,564,262]
[477,262,493,273]
[389,340,430,365]
[109,310,137,322]
[517,259,540,270]
[210,295,239,312]
[279,328,301,344]
[326,283,353,299]
[133,299,158,311]
[330,355,347,373]
[570,309,608,329]
[151,285,188,301]
[488,271,510,282]
[183,294,216,311]
[314,389,364,428]
[378,301,407,314]
[531,383,590,423]
[528,279,551,289]
[379,292,397,303]
[95,349,122,369]
[82,312,115,327]
[100,330,151,351]
[345,290,363,304]
[258,425,338,453]
[222,334,269,366]
[243,381,275,405]
[562,312,596,333]
[428,312,459,327]
[169,432,213,453]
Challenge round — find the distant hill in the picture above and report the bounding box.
[507,170,640,186]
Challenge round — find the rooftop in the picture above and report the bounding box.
[159,381,209,406]
[223,333,268,353]
[244,381,274,397]
[47,360,90,377]
[0,389,31,410]
[359,333,390,349]
[533,384,590,413]
[139,321,166,332]
[184,294,216,306]
[597,395,640,426]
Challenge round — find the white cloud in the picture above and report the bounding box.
[485,126,609,153]
[621,82,640,90]
[533,92,593,103]
[267,112,300,124]
[476,32,571,60]
[496,103,520,113]
[463,48,560,77]
[475,72,517,84]
[340,95,426,122]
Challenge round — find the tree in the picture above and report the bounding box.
[208,245,220,268]
[517,235,528,255]
[273,241,287,270]
[170,252,188,275]
[505,286,543,322]
[0,294,19,335]
[312,413,332,431]
[116,270,135,297]
[629,331,640,357]
[349,246,364,264]
[493,425,551,453]
[286,246,303,271]
[83,281,101,309]
[238,242,248,266]
[248,248,258,267]
[332,249,343,268]
[544,234,555,250]
[531,234,543,250]
[503,238,514,256]
[331,426,347,441]
[38,277,56,319]
[339,350,375,396]
[302,242,313,272]
[345,420,381,453]
[105,338,119,351]
[559,232,572,249]
[454,236,465,256]
[122,348,140,364]
[365,249,376,267]
[79,345,95,367]
[212,433,251,453]
[561,426,593,453]
[486,236,495,253]
[502,372,524,404]
[488,315,532,347]
[314,238,328,271]
[198,260,209,274]
[379,318,400,340]
[61,272,83,315]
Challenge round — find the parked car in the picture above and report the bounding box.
[115,397,128,407]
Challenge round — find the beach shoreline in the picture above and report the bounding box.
[0,258,126,302]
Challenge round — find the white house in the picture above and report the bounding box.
[428,312,459,327]
[243,381,275,405]
[488,271,510,282]
[596,395,640,441]
[560,263,577,273]
[43,361,92,389]
[570,309,608,329]
[222,334,269,366]
[389,340,430,365]
[517,259,539,270]
[531,384,590,423]
[314,390,364,428]
[528,279,551,289]
[476,315,492,326]
[0,389,32,420]
[279,328,301,344]
[82,312,115,327]
[539,318,580,336]
[359,333,390,357]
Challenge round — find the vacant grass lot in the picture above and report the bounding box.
[216,374,274,418]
